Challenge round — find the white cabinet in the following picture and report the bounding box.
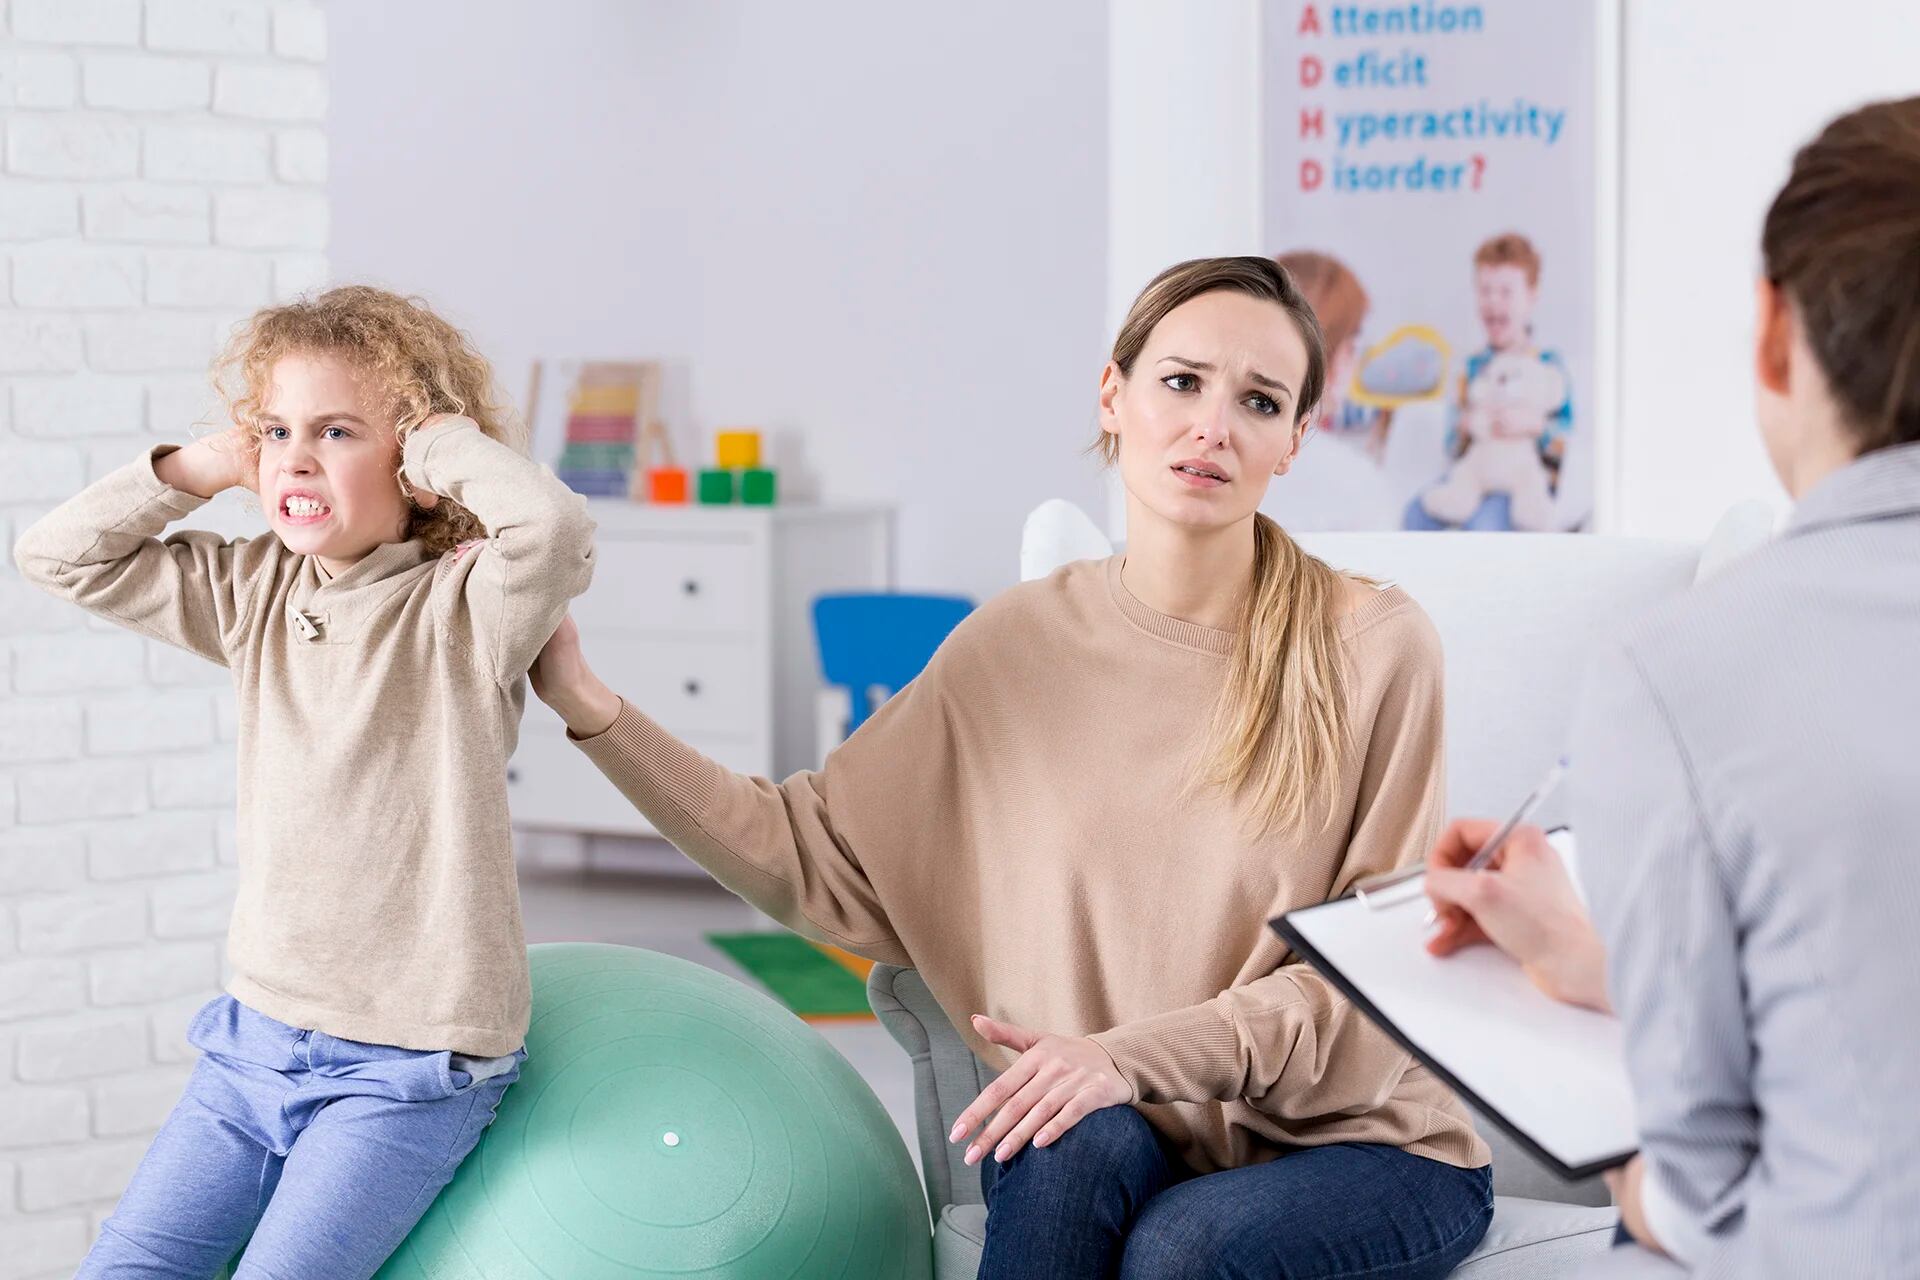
[508,502,893,839]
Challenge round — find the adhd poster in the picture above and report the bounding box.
[1263,1,1605,533]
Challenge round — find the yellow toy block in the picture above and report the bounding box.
[715,430,762,470]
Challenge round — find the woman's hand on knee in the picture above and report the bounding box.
[949,1015,1130,1168]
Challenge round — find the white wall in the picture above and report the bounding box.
[0,2,327,1270]
[1107,0,1262,331]
[1616,0,1920,536]
[1103,0,1264,539]
[326,0,1109,606]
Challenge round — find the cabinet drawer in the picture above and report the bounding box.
[590,636,763,738]
[574,535,760,636]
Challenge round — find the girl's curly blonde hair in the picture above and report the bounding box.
[212,285,525,556]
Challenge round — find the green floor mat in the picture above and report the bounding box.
[706,931,874,1019]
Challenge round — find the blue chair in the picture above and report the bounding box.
[811,593,975,737]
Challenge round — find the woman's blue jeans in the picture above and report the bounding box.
[979,1104,1493,1279]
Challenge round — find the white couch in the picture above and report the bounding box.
[868,499,1776,1278]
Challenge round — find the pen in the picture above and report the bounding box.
[1422,756,1569,926]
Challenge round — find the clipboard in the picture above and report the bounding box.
[1269,830,1637,1182]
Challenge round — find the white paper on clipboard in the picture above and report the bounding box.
[1273,832,1637,1179]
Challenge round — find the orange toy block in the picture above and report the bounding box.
[647,467,689,504]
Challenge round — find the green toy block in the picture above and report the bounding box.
[740,468,777,506]
[697,468,736,504]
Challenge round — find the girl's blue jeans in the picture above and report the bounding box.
[77,995,522,1280]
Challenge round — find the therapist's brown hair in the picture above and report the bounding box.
[1762,96,1920,453]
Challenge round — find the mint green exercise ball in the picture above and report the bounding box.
[375,943,931,1279]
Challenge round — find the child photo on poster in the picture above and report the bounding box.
[1262,0,1608,534]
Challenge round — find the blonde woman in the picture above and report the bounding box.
[532,257,1493,1277]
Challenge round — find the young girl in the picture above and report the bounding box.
[532,258,1493,1278]
[14,286,596,1279]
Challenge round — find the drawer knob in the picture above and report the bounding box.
[681,579,700,596]
[683,679,702,697]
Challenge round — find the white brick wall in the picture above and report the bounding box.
[81,184,208,243]
[1,4,327,1270]
[1,49,79,108]
[142,120,271,182]
[83,53,211,112]
[213,62,322,121]
[1,184,82,239]
[11,2,143,50]
[11,243,144,308]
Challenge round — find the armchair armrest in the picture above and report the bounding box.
[868,964,1001,1215]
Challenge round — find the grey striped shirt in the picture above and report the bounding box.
[1571,441,1920,1278]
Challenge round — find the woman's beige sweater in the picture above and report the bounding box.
[572,556,1488,1173]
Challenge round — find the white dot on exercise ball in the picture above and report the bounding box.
[662,1131,681,1148]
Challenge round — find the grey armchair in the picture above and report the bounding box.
[869,964,1617,1278]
